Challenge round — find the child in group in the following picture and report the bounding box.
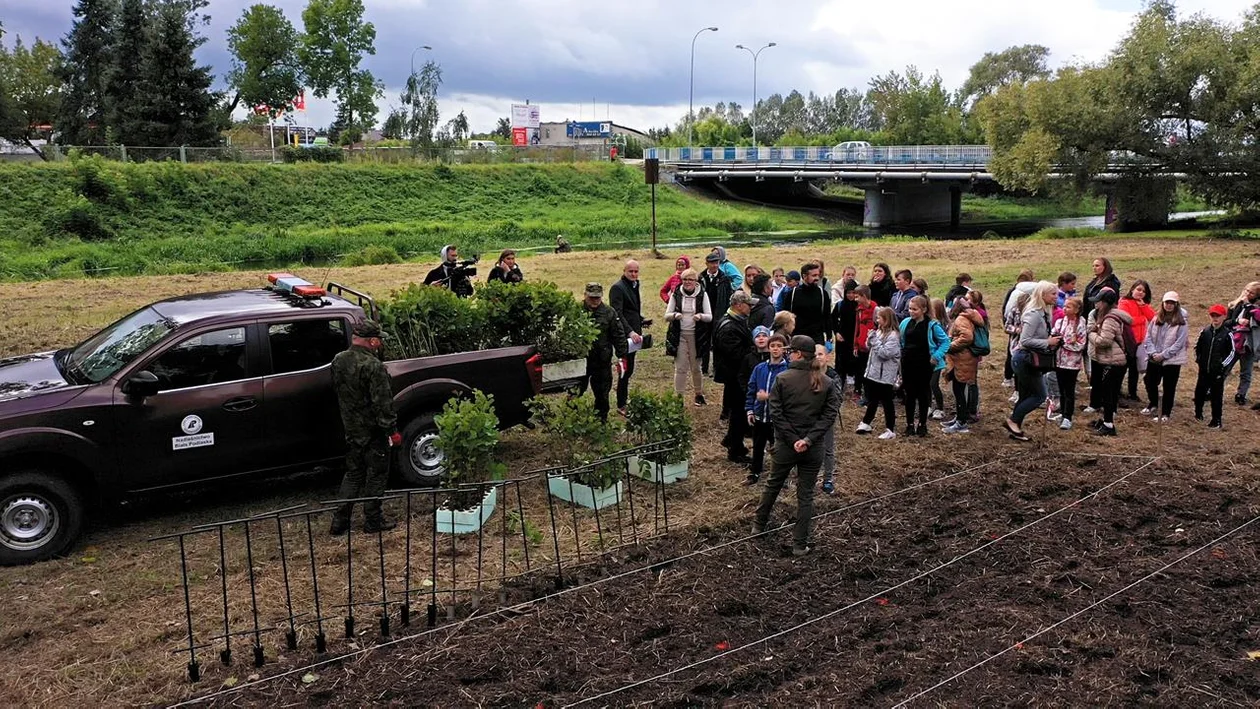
[775,270,801,310]
[945,273,972,311]
[814,343,843,495]
[772,310,796,341]
[964,290,990,423]
[857,307,901,439]
[927,298,951,420]
[943,297,978,434]
[659,255,691,303]
[851,285,877,404]
[913,277,930,299]
[832,264,860,304]
[1005,291,1032,404]
[1142,292,1189,421]
[1194,304,1236,429]
[899,296,949,436]
[1051,296,1088,430]
[1056,271,1078,312]
[1118,280,1156,401]
[744,333,789,485]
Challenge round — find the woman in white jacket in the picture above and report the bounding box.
[1141,291,1190,421]
[664,268,713,405]
[856,307,902,440]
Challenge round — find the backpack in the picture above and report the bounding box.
[1106,313,1138,358]
[969,323,991,357]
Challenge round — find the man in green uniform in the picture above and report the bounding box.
[577,282,627,421]
[329,320,399,535]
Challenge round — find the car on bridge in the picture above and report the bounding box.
[0,275,543,565]
[831,140,872,161]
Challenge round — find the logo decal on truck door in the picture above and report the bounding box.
[181,415,203,435]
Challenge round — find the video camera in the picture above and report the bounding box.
[449,255,479,279]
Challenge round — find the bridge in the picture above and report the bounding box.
[644,145,1164,229]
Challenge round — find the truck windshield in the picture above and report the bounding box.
[66,307,178,383]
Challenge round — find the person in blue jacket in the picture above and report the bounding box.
[898,295,949,437]
[744,330,788,485]
[711,246,743,290]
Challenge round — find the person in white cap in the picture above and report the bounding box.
[1140,291,1189,421]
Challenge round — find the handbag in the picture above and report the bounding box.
[1028,348,1056,371]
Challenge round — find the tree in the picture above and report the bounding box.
[104,0,149,145]
[130,0,221,147]
[959,44,1051,108]
[56,0,116,145]
[226,3,303,117]
[492,116,511,140]
[448,110,468,143]
[401,59,441,150]
[299,0,380,135]
[0,33,64,157]
[380,107,405,139]
[867,66,972,144]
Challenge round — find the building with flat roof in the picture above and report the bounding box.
[537,121,654,147]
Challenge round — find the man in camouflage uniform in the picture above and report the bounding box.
[329,320,399,535]
[577,282,627,421]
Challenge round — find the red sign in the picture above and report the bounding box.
[293,90,306,111]
[512,127,528,146]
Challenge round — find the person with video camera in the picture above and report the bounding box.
[423,244,477,298]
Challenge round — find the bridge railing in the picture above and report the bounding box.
[647,144,993,167]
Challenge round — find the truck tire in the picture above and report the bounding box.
[0,470,85,566]
[396,414,444,487]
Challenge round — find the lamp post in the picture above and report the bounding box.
[735,42,775,146]
[409,45,433,77]
[689,26,718,147]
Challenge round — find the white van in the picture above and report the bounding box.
[467,139,499,150]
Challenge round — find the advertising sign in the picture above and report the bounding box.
[511,104,540,128]
[512,127,528,146]
[566,121,612,138]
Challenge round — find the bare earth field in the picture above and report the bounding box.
[0,234,1258,707]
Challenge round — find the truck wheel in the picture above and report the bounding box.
[396,414,444,487]
[0,470,85,566]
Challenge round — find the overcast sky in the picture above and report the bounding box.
[2,0,1256,134]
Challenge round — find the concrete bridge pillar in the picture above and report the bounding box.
[862,182,959,228]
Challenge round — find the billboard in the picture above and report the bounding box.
[511,127,528,146]
[567,121,612,138]
[511,104,540,129]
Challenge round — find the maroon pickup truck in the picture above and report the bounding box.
[0,280,542,565]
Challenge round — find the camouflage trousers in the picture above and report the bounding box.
[333,438,389,525]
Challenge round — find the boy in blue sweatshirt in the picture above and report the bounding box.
[745,331,789,485]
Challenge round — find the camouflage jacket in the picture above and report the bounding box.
[586,302,627,362]
[331,345,397,444]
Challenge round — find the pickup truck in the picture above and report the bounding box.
[0,278,542,565]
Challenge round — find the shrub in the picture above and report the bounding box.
[624,389,692,465]
[1029,226,1104,240]
[527,395,620,488]
[435,391,504,508]
[43,192,114,242]
[281,146,345,163]
[379,283,487,358]
[474,280,598,363]
[342,245,402,266]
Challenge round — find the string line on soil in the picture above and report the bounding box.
[169,457,1010,707]
[891,509,1260,708]
[561,457,1160,708]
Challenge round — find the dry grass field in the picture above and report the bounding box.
[0,233,1258,707]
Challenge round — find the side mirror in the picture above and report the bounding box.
[122,370,160,399]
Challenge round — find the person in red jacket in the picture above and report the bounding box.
[851,285,877,402]
[1117,280,1156,401]
[660,255,691,303]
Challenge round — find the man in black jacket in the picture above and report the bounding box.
[422,244,474,298]
[578,283,628,422]
[748,273,776,330]
[699,253,732,378]
[752,335,842,555]
[609,260,648,415]
[715,291,755,463]
[785,262,832,345]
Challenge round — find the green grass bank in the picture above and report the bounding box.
[0,159,825,281]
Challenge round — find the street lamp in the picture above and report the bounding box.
[735,42,775,146]
[410,45,433,76]
[689,26,718,146]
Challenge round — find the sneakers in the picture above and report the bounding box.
[727,453,752,465]
[1140,407,1156,416]
[930,408,946,420]
[1235,394,1248,406]
[694,394,707,407]
[856,421,873,434]
[1208,419,1223,429]
[821,479,835,495]
[940,417,958,428]
[1046,402,1062,422]
[1092,424,1117,436]
[1059,418,1073,430]
[328,518,350,536]
[916,424,928,438]
[904,424,916,437]
[1002,378,1014,388]
[751,520,766,535]
[943,421,970,434]
[1008,392,1019,403]
[743,474,760,486]
[1083,406,1098,414]
[877,429,897,440]
[791,544,812,557]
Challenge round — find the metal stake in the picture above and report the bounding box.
[216,526,232,666]
[303,514,327,653]
[344,519,354,640]
[274,516,298,651]
[376,519,390,637]
[178,535,200,682]
[242,520,265,668]
[514,480,531,571]
[402,492,413,627]
[545,476,564,589]
[428,491,439,628]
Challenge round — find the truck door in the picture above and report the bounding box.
[258,317,349,471]
[114,324,266,491]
